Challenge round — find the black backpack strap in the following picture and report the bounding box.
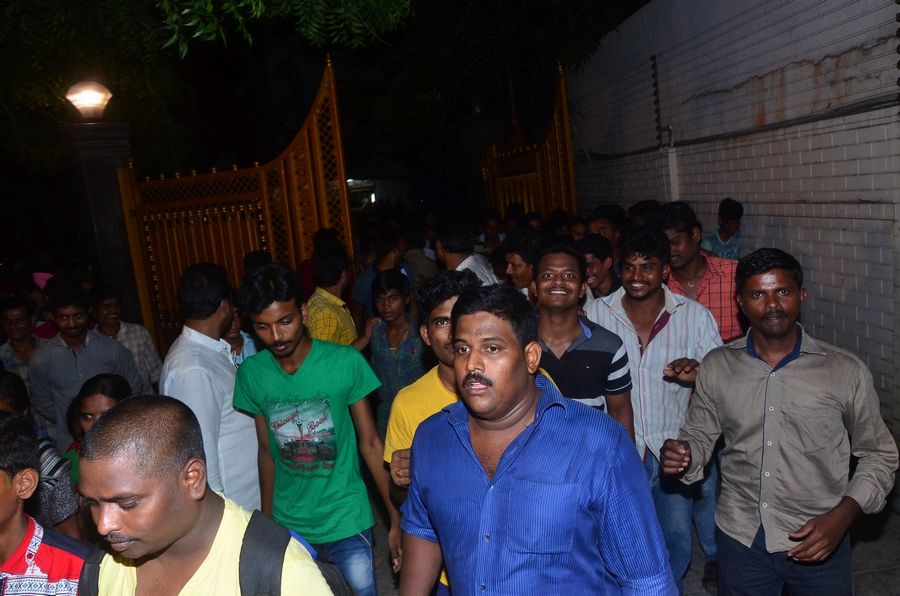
[240,510,291,596]
[239,510,356,595]
[77,545,106,596]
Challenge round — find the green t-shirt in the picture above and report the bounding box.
[233,340,381,543]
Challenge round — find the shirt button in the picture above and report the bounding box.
[480,584,486,591]
[484,534,491,541]
[768,406,774,411]
[770,372,775,376]
[762,502,768,508]
[765,472,770,477]
[488,485,494,491]
[766,441,773,446]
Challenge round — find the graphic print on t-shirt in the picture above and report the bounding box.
[268,398,337,472]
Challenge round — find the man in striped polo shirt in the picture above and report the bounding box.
[532,241,634,441]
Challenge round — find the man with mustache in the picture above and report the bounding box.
[585,226,722,593]
[662,249,898,596]
[400,284,675,594]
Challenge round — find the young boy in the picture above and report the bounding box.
[0,412,89,594]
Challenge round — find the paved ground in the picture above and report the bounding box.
[372,505,900,595]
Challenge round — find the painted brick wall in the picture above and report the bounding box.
[574,106,900,435]
[575,152,670,211]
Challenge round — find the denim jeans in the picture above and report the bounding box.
[644,453,694,594]
[717,525,852,596]
[692,447,720,562]
[311,528,376,596]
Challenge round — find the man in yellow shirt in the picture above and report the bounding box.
[383,270,480,594]
[79,395,332,595]
[306,245,358,346]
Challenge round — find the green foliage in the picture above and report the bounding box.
[159,0,409,56]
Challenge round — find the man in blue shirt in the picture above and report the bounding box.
[400,284,675,594]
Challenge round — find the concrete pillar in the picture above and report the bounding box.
[67,123,141,323]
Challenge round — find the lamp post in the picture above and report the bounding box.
[65,81,141,322]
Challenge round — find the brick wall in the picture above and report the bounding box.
[574,106,900,436]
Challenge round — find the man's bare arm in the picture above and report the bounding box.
[351,399,403,571]
[254,414,275,516]
[605,390,635,442]
[399,533,443,596]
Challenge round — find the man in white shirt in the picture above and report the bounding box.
[585,226,721,593]
[160,263,260,511]
[434,219,499,286]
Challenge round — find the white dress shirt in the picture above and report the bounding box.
[161,326,261,511]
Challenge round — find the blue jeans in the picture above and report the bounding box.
[311,528,376,596]
[692,447,720,562]
[717,525,851,596]
[644,453,693,594]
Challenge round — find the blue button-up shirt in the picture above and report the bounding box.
[402,374,676,595]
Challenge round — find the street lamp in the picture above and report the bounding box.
[64,81,141,322]
[65,81,113,120]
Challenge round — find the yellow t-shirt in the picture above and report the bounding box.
[98,496,332,595]
[383,365,457,588]
[383,366,458,463]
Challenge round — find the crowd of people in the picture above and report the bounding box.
[0,196,896,595]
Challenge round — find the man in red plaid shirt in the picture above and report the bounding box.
[660,202,743,343]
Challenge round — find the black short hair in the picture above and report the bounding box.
[626,200,662,230]
[576,233,614,262]
[0,372,29,415]
[76,374,133,404]
[237,263,301,315]
[312,245,348,287]
[176,263,231,320]
[371,269,409,300]
[435,218,476,254]
[416,270,481,319]
[80,395,205,478]
[242,250,273,275]
[719,197,744,220]
[532,240,587,282]
[619,226,671,265]
[91,284,122,306]
[658,201,702,235]
[503,231,543,266]
[588,205,626,232]
[735,248,803,291]
[45,276,91,312]
[451,285,538,349]
[0,413,39,478]
[0,295,36,317]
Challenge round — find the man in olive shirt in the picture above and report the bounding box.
[662,248,898,596]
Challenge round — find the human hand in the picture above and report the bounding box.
[787,498,860,562]
[390,448,411,488]
[389,523,403,572]
[663,358,701,384]
[363,317,382,339]
[660,439,692,475]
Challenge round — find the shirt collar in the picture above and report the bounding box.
[181,326,232,356]
[312,286,346,307]
[444,372,568,427]
[52,328,94,349]
[606,284,684,315]
[741,325,824,370]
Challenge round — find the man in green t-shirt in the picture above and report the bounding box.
[233,263,401,596]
